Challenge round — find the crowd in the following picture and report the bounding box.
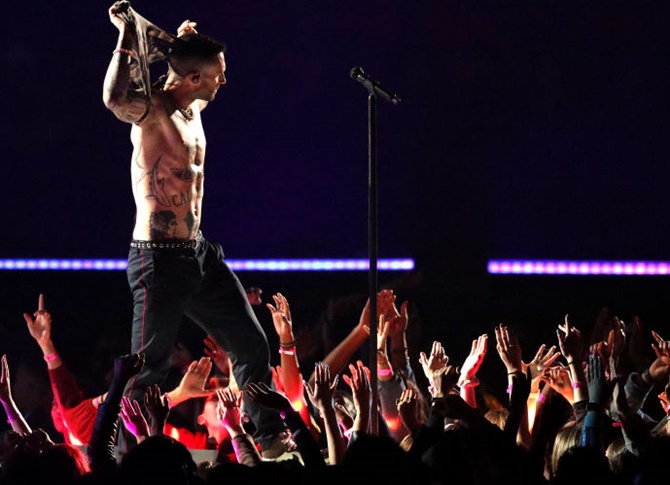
[1,283,670,484]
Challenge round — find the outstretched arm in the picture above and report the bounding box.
[164,357,214,407]
[459,333,488,408]
[102,2,151,123]
[0,355,32,436]
[306,362,346,464]
[307,295,377,389]
[267,293,305,409]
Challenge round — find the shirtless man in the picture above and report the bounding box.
[103,4,286,456]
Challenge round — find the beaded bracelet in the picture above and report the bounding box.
[113,48,135,57]
[280,341,296,349]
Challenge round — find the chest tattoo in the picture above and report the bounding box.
[141,155,171,207]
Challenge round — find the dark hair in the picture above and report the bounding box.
[168,33,226,75]
[120,435,199,485]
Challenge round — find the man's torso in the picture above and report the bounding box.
[130,91,206,241]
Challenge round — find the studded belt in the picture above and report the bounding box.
[130,232,202,251]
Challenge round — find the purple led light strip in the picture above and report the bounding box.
[0,258,414,272]
[488,260,670,276]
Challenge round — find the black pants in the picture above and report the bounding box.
[125,235,284,448]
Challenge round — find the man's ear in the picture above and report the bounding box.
[197,414,206,425]
[192,72,200,83]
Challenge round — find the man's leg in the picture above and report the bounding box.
[125,248,200,404]
[184,240,287,452]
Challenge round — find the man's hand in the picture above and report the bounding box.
[177,19,198,37]
[108,1,129,31]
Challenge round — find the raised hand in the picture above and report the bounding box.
[23,294,54,351]
[539,366,574,404]
[388,300,409,340]
[357,290,395,336]
[652,330,670,359]
[108,1,129,30]
[342,361,372,432]
[203,336,230,376]
[245,382,293,415]
[460,334,488,381]
[217,387,244,434]
[173,357,214,402]
[120,396,150,442]
[608,317,627,361]
[177,19,198,37]
[305,362,339,412]
[271,366,285,394]
[0,355,12,405]
[266,293,294,343]
[377,316,391,357]
[144,384,169,435]
[586,353,608,405]
[431,365,460,398]
[419,341,449,383]
[396,388,421,433]
[114,353,144,382]
[557,315,584,364]
[494,325,523,373]
[524,343,560,381]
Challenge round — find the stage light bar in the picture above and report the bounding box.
[0,258,414,272]
[488,260,670,276]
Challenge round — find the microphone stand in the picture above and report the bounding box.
[368,92,379,435]
[351,68,400,435]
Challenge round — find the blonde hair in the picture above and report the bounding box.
[550,420,582,476]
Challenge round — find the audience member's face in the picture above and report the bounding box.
[198,400,223,432]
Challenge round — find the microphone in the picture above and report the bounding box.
[350,67,401,105]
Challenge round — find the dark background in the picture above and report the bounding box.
[2,0,670,432]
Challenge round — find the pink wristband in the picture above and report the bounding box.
[537,393,547,404]
[43,352,59,362]
[278,347,295,355]
[572,381,583,389]
[377,367,393,377]
[507,384,513,394]
[6,416,14,424]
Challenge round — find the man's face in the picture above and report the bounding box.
[197,53,227,101]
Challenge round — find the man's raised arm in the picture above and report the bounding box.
[102,2,151,124]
